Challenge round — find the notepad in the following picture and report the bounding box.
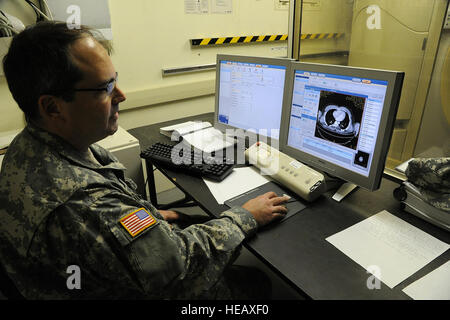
[159,121,212,141]
[160,121,235,153]
[326,210,450,289]
[203,167,270,204]
[182,127,235,153]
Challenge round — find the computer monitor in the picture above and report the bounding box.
[279,62,404,191]
[214,54,292,141]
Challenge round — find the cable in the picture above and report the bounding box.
[0,27,11,37]
[40,0,54,20]
[37,0,53,21]
[0,11,19,36]
[24,0,50,21]
[0,18,12,37]
[27,2,43,22]
[0,25,14,37]
[29,0,50,20]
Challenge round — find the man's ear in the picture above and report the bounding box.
[37,95,65,121]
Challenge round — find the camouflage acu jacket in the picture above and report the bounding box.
[0,123,257,299]
[405,157,450,212]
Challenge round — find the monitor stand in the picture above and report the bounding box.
[322,174,358,202]
[332,182,358,202]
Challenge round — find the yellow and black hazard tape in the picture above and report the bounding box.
[191,34,288,46]
[191,33,343,46]
[301,32,344,40]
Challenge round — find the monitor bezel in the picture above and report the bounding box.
[214,54,293,142]
[279,62,404,191]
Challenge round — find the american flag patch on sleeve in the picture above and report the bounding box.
[119,208,157,237]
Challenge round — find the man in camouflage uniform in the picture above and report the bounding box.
[0,22,289,299]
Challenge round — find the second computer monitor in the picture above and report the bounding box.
[214,54,291,140]
[280,62,404,191]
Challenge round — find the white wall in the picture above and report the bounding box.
[0,0,289,134]
[0,0,289,193]
[118,94,215,130]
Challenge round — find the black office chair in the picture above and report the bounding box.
[0,262,24,300]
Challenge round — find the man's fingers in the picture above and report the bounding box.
[272,205,288,214]
[271,212,286,221]
[271,195,291,206]
[263,191,278,199]
[159,210,180,222]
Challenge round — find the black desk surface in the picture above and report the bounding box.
[128,113,450,300]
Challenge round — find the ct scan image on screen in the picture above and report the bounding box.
[286,69,390,177]
[315,90,364,151]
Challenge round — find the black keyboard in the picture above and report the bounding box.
[141,142,234,181]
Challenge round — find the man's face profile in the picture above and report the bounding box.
[54,36,126,148]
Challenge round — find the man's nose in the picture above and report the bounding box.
[112,85,126,104]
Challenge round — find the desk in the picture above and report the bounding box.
[129,113,450,300]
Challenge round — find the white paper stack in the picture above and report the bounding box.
[160,121,235,153]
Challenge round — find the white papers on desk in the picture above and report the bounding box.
[183,127,235,153]
[403,261,450,300]
[203,166,270,204]
[160,121,235,153]
[159,121,211,140]
[326,210,450,289]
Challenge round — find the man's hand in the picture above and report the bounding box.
[159,210,180,222]
[242,192,290,227]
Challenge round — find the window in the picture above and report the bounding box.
[290,0,449,176]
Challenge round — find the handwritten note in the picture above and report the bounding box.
[326,210,450,288]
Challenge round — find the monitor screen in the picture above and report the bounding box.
[214,54,291,140]
[280,62,404,191]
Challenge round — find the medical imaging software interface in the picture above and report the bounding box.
[287,70,389,176]
[217,60,287,139]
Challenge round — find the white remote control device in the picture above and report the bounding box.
[245,141,326,201]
